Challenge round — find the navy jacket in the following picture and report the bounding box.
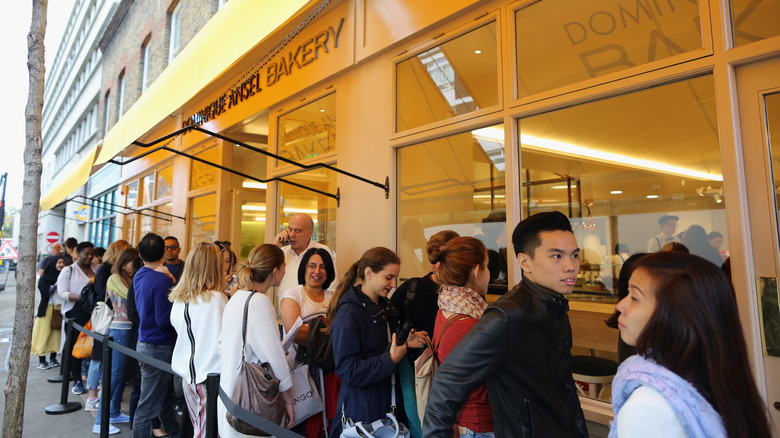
[331,285,400,435]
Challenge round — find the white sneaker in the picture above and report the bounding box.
[84,398,99,412]
[92,424,120,435]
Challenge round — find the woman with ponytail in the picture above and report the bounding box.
[433,237,494,437]
[328,247,427,437]
[218,244,295,437]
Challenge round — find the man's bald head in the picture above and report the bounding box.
[288,214,314,254]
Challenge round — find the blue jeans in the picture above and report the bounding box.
[86,360,102,391]
[131,342,179,438]
[459,428,495,438]
[95,328,131,424]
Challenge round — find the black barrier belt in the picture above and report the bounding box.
[71,321,175,375]
[71,320,301,436]
[217,387,302,438]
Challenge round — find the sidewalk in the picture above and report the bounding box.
[0,275,132,437]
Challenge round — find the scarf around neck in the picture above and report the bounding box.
[437,285,487,320]
[609,355,725,438]
[107,273,129,300]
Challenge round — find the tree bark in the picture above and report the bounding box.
[3,1,47,436]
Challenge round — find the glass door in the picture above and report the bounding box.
[736,56,780,430]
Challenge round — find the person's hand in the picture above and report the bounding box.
[281,390,295,428]
[155,265,176,283]
[389,333,408,364]
[273,229,291,248]
[407,330,428,349]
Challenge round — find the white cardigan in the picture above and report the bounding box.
[218,289,292,438]
[170,290,227,384]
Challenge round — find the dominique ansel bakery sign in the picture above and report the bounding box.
[182,17,345,129]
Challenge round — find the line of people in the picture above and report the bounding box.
[32,210,773,438]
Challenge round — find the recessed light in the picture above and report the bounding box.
[610,190,623,194]
[646,195,659,199]
[474,50,482,54]
[319,109,325,112]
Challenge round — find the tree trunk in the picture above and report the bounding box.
[3,1,47,436]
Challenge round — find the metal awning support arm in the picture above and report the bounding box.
[190,127,390,199]
[128,125,389,200]
[59,195,175,222]
[110,144,341,205]
[72,195,186,221]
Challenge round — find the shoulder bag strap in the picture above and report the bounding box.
[431,314,471,364]
[240,291,257,361]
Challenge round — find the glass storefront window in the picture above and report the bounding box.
[140,214,152,237]
[277,93,336,165]
[731,0,780,46]
[124,215,137,246]
[515,0,702,98]
[89,190,117,248]
[397,124,507,293]
[156,165,173,200]
[190,146,220,190]
[126,181,139,209]
[141,174,154,206]
[520,75,726,401]
[277,168,337,251]
[396,21,498,132]
[238,198,267,259]
[154,203,173,239]
[189,193,217,250]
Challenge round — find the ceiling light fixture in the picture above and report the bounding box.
[519,134,723,182]
[242,181,268,189]
[610,190,623,194]
[646,194,659,199]
[241,205,266,211]
[474,50,482,54]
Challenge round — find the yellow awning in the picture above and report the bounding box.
[94,0,310,165]
[40,142,99,211]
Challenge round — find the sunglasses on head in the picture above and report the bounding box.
[214,241,232,252]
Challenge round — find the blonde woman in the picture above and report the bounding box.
[218,244,295,437]
[170,242,228,437]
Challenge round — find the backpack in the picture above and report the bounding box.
[413,313,469,422]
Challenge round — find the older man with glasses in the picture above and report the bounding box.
[163,236,185,282]
[273,213,338,299]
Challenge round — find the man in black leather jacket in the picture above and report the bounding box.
[423,211,589,437]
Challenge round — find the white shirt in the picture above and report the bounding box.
[277,240,337,298]
[56,264,93,315]
[170,290,227,384]
[647,232,681,252]
[218,289,292,438]
[616,386,686,437]
[280,285,333,323]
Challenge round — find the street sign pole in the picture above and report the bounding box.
[0,172,7,240]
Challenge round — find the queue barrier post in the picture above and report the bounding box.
[206,373,219,438]
[99,334,113,438]
[45,318,82,414]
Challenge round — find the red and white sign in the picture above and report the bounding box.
[46,231,60,243]
[0,241,18,260]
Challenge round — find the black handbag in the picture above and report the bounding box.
[294,316,335,372]
[225,291,288,436]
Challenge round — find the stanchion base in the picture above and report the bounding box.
[45,402,82,415]
[47,375,64,383]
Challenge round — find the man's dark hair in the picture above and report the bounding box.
[65,237,78,250]
[75,241,94,254]
[297,248,336,290]
[708,231,723,240]
[94,247,106,258]
[511,211,573,256]
[163,236,179,244]
[138,233,165,262]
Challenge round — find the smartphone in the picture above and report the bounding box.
[227,275,237,288]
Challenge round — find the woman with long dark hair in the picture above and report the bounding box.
[611,251,770,437]
[432,236,494,437]
[327,247,427,437]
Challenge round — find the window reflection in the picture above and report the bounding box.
[396,22,498,131]
[731,0,780,46]
[397,124,508,292]
[520,75,727,400]
[155,166,173,200]
[190,146,219,190]
[515,0,702,98]
[278,168,337,250]
[277,93,336,165]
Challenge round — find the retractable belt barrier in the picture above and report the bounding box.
[47,318,303,438]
